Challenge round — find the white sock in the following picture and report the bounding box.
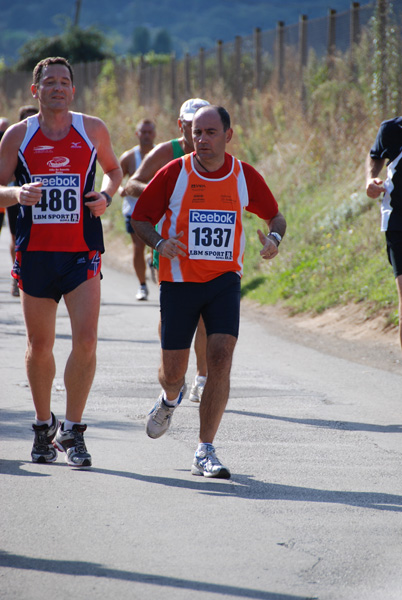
[64,419,79,431]
[197,442,213,454]
[195,375,207,385]
[162,392,181,407]
[36,416,53,427]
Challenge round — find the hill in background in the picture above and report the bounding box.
[0,0,355,65]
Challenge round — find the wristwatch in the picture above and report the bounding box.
[268,231,282,246]
[101,191,113,207]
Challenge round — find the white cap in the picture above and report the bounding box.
[179,98,210,122]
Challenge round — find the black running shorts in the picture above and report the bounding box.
[386,230,402,277]
[12,250,102,302]
[160,271,241,350]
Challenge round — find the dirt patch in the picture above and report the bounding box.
[104,232,402,375]
[242,300,401,375]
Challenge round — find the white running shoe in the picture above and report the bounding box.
[53,423,92,467]
[145,384,186,439]
[191,444,231,479]
[189,375,207,403]
[136,284,148,301]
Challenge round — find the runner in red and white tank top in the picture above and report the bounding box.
[15,112,103,253]
[0,57,122,467]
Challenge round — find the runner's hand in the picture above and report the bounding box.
[85,191,107,217]
[366,178,385,199]
[158,231,187,259]
[18,181,43,205]
[258,229,278,260]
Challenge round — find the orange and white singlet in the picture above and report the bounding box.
[158,154,249,283]
[14,112,104,253]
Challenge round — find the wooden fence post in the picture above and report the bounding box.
[158,63,164,106]
[199,47,205,98]
[139,54,146,106]
[276,21,285,92]
[327,9,337,74]
[185,52,191,97]
[170,53,177,108]
[254,27,262,91]
[217,40,224,81]
[350,2,361,45]
[234,35,243,103]
[350,2,360,78]
[377,0,388,117]
[299,15,308,112]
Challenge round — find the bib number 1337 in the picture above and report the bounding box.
[188,209,236,261]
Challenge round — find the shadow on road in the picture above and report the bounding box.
[0,550,316,600]
[2,458,402,512]
[226,409,402,433]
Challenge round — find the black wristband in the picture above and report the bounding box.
[101,191,113,207]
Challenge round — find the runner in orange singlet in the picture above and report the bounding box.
[132,105,286,478]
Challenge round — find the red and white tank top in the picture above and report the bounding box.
[159,153,249,282]
[15,112,104,253]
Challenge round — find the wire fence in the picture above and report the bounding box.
[0,1,399,116]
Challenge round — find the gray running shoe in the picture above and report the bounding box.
[31,412,59,463]
[136,284,149,301]
[147,253,157,284]
[146,385,186,439]
[191,444,231,479]
[11,278,20,297]
[53,423,92,467]
[189,376,207,403]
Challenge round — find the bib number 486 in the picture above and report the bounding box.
[37,188,78,212]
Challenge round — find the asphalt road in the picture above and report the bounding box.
[1,224,402,600]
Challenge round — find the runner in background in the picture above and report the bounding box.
[366,115,402,352]
[123,98,210,403]
[0,118,10,243]
[119,119,156,300]
[7,106,39,297]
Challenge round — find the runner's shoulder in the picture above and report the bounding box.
[0,121,27,150]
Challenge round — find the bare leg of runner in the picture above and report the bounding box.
[395,275,402,350]
[130,231,147,299]
[21,293,57,421]
[198,333,237,443]
[63,276,100,422]
[190,317,208,402]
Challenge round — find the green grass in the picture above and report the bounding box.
[241,163,398,327]
[96,43,400,333]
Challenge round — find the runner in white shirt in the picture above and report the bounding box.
[119,119,156,300]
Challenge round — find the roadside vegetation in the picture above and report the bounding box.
[90,8,401,331]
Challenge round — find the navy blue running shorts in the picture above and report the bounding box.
[125,216,135,234]
[386,230,402,277]
[12,250,102,302]
[7,203,19,235]
[160,271,241,350]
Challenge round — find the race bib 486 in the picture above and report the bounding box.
[188,209,236,260]
[31,174,81,223]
